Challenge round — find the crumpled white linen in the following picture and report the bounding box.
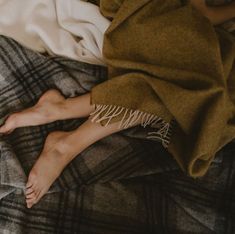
[0,0,110,65]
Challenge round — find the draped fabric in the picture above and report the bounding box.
[0,0,110,65]
[91,0,235,177]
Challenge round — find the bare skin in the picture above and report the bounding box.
[0,90,132,208]
[25,117,124,208]
[190,0,235,25]
[0,90,94,133]
[0,1,235,209]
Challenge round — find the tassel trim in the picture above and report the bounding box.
[90,104,172,148]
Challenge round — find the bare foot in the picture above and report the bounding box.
[24,117,127,208]
[0,89,66,134]
[25,131,76,209]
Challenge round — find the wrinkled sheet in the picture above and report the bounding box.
[0,0,110,65]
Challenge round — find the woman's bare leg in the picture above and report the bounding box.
[190,0,235,25]
[1,1,234,134]
[0,90,134,208]
[25,117,138,209]
[0,89,94,133]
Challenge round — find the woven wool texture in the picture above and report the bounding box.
[91,0,235,177]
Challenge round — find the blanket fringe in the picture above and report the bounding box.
[90,104,172,148]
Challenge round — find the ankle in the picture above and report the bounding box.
[56,104,66,122]
[62,94,94,120]
[60,98,76,120]
[45,131,76,160]
[40,100,67,122]
[57,130,83,160]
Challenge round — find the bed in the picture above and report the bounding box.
[0,0,235,233]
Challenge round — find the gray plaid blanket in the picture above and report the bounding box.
[0,36,234,234]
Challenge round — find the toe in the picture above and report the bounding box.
[0,124,7,133]
[26,191,37,200]
[34,189,45,205]
[26,203,31,209]
[0,119,17,134]
[26,189,42,208]
[1,114,18,132]
[0,123,11,134]
[26,188,40,199]
[5,129,14,135]
[25,187,34,195]
[26,171,37,189]
[26,195,38,208]
[26,200,34,209]
[26,181,33,189]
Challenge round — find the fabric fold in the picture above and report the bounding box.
[0,140,26,198]
[0,0,110,65]
[91,0,235,177]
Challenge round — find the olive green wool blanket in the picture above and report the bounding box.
[90,0,235,177]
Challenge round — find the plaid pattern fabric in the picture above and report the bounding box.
[0,36,235,234]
